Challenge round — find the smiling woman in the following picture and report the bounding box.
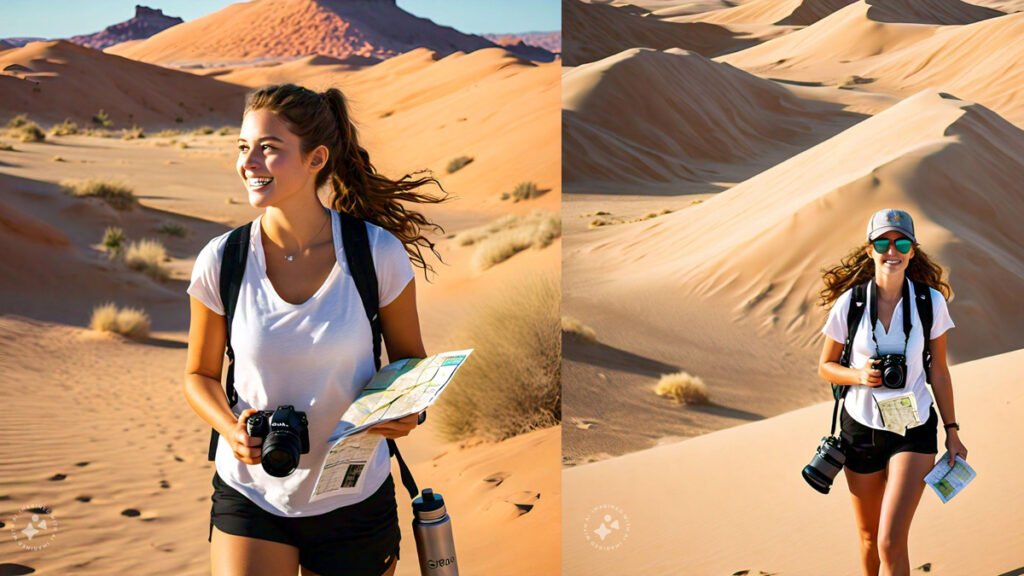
[183,83,449,576]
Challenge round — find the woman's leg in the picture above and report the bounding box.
[211,525,301,576]
[877,451,933,576]
[845,467,887,576]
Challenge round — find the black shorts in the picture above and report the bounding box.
[840,405,938,474]
[209,472,401,576]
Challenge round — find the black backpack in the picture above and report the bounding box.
[829,279,935,434]
[207,210,419,499]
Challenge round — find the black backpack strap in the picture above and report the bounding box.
[831,282,868,435]
[208,223,252,461]
[913,281,934,383]
[339,211,419,500]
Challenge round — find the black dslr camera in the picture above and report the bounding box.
[873,354,907,389]
[246,405,310,477]
[802,435,846,494]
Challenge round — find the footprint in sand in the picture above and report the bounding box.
[121,509,141,518]
[160,480,171,490]
[914,563,932,573]
[0,564,36,576]
[503,491,540,517]
[483,472,508,488]
[75,496,92,503]
[48,473,67,481]
[74,462,89,468]
[173,455,185,463]
[732,571,777,576]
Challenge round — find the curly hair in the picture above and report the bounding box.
[819,241,952,308]
[244,83,448,275]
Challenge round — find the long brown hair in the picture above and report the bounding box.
[819,241,952,308]
[244,83,447,274]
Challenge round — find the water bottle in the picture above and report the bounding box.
[412,488,458,576]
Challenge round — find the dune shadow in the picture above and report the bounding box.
[563,335,678,377]
[865,0,1003,24]
[768,77,825,88]
[0,564,35,576]
[140,336,188,349]
[997,568,1024,576]
[688,401,762,422]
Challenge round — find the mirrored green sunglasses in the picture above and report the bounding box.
[872,238,913,254]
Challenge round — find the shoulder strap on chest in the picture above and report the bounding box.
[339,211,382,370]
[834,282,868,400]
[207,222,252,461]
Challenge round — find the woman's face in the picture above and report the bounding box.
[236,109,327,209]
[866,230,915,276]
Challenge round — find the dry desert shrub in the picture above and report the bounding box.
[655,372,710,405]
[50,119,79,136]
[121,125,145,140]
[217,126,234,136]
[89,302,151,339]
[61,178,136,210]
[561,315,597,343]
[153,129,181,138]
[14,122,45,142]
[447,155,473,174]
[157,221,188,238]
[102,226,125,257]
[92,109,113,128]
[458,211,560,271]
[6,114,29,129]
[0,142,14,151]
[500,181,546,202]
[435,275,560,442]
[124,238,169,281]
[192,126,214,135]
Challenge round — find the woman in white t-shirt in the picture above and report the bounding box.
[818,209,968,576]
[183,84,446,576]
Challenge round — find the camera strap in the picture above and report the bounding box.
[207,211,420,501]
[867,278,912,359]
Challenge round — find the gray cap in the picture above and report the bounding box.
[866,209,916,242]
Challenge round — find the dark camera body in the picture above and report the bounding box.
[873,354,907,389]
[802,435,846,494]
[246,405,310,478]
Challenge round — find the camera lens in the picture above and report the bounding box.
[262,430,302,477]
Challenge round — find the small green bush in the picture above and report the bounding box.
[102,226,125,256]
[92,109,113,128]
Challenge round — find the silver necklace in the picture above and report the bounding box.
[283,211,330,262]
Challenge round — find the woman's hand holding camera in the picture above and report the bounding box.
[366,412,423,439]
[857,358,882,387]
[230,408,263,465]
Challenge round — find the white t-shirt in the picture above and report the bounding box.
[187,210,414,517]
[822,280,954,431]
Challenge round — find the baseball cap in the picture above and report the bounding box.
[866,209,916,243]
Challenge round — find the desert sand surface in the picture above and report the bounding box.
[1,8,560,573]
[564,348,1024,575]
[562,0,1024,470]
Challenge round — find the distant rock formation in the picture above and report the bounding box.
[67,5,183,50]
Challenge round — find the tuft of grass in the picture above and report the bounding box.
[561,316,597,343]
[61,179,136,210]
[14,122,45,142]
[501,181,546,203]
[463,211,561,271]
[153,129,181,138]
[655,372,710,405]
[217,126,233,136]
[435,275,560,442]
[121,125,145,140]
[156,221,187,238]
[51,156,66,162]
[102,226,125,257]
[192,126,214,135]
[50,118,79,136]
[0,142,14,151]
[92,109,113,128]
[124,238,169,281]
[447,156,473,174]
[6,114,29,129]
[89,302,150,339]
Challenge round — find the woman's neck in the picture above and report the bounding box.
[875,272,905,303]
[263,192,330,250]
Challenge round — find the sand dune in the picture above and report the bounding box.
[673,0,857,25]
[0,40,246,128]
[722,0,1003,74]
[563,47,854,191]
[587,90,1024,362]
[563,0,754,66]
[107,0,500,68]
[564,347,1024,575]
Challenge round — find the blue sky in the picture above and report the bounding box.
[0,1,560,38]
